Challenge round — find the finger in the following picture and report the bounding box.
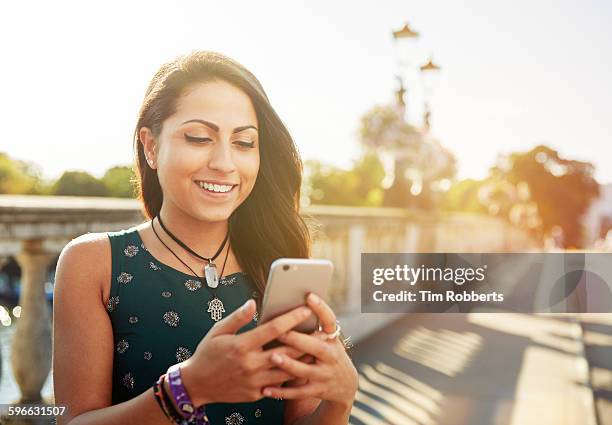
[278,331,335,363]
[270,353,326,380]
[252,369,296,388]
[263,382,325,399]
[306,293,337,333]
[247,345,306,372]
[241,306,312,350]
[265,344,305,360]
[309,330,331,341]
[208,299,256,336]
[283,376,309,387]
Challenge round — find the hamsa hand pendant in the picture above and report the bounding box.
[207,297,225,322]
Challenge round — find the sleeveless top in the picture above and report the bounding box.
[105,226,285,424]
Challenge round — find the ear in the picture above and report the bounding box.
[139,127,158,170]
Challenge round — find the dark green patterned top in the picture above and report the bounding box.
[106,226,284,424]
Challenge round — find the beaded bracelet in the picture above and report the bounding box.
[153,374,176,423]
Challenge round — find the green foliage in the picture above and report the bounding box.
[442,178,488,214]
[0,152,46,194]
[491,145,599,248]
[305,152,385,207]
[443,145,600,248]
[51,170,108,197]
[102,166,137,198]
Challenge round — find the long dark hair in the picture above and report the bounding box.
[133,51,312,299]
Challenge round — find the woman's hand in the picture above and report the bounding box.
[262,293,359,408]
[179,299,313,405]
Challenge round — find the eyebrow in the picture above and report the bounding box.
[181,119,258,134]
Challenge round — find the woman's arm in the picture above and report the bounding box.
[53,234,173,425]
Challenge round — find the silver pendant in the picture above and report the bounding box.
[204,262,219,288]
[207,297,225,322]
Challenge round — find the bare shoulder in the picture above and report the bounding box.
[56,232,112,307]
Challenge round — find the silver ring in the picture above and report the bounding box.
[321,321,341,340]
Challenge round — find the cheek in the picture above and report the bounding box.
[239,153,260,185]
[160,146,199,173]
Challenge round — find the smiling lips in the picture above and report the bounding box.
[194,180,238,194]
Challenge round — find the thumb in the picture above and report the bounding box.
[209,299,256,336]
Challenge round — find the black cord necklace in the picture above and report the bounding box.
[157,214,229,289]
[152,217,230,322]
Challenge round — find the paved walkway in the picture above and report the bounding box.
[580,314,612,425]
[349,313,600,425]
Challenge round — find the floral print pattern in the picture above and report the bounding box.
[163,310,180,327]
[124,245,139,257]
[122,372,134,389]
[221,275,239,286]
[225,412,245,425]
[116,339,129,354]
[184,279,202,291]
[107,296,120,313]
[117,272,133,284]
[176,346,192,362]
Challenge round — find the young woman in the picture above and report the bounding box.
[52,51,358,425]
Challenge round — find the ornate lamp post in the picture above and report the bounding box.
[391,22,419,118]
[379,21,452,208]
[420,56,441,132]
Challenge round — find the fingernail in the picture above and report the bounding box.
[263,388,272,397]
[302,307,312,318]
[308,293,321,305]
[271,353,283,364]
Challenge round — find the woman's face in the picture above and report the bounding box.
[143,80,260,223]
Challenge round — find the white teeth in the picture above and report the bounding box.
[197,181,234,193]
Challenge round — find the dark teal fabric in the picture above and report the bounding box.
[106,226,284,424]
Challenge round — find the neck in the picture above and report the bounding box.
[157,204,229,258]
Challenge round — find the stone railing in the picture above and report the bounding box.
[0,195,539,407]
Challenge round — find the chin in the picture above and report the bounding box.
[194,208,234,223]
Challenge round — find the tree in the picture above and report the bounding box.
[304,152,385,207]
[442,178,488,214]
[0,152,46,194]
[489,145,599,248]
[102,166,136,198]
[359,104,457,209]
[51,171,108,197]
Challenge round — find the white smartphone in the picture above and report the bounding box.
[258,258,334,336]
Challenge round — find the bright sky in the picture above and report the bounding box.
[1,0,610,184]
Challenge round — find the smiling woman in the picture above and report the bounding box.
[52,50,357,425]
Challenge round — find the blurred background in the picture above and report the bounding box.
[0,1,611,424]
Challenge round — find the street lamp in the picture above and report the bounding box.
[420,56,441,131]
[381,21,452,208]
[392,22,419,39]
[391,22,420,117]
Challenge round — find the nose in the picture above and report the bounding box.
[208,140,236,174]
